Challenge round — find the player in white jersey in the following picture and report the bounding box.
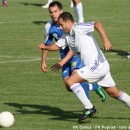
[37,12,130,122]
[42,0,84,23]
[72,0,84,23]
[42,0,53,8]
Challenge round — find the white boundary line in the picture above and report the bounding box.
[0,57,60,64]
[0,58,129,64]
[0,21,32,24]
[0,59,40,64]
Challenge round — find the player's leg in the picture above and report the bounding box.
[88,84,106,102]
[62,63,90,99]
[66,70,92,108]
[73,71,106,102]
[63,77,90,99]
[42,0,53,8]
[104,86,130,107]
[71,56,106,102]
[72,0,84,23]
[68,61,112,122]
[66,71,96,122]
[126,51,130,59]
[79,83,106,102]
[70,0,73,7]
[98,69,130,107]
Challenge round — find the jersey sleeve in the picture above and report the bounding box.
[55,35,67,49]
[44,21,53,45]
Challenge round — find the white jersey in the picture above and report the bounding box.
[56,22,115,87]
[56,22,106,66]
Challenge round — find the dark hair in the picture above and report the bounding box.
[58,12,74,22]
[49,1,62,10]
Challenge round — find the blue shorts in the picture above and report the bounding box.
[62,55,84,78]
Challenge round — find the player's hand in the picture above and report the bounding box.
[37,43,45,50]
[41,62,48,73]
[51,63,62,72]
[103,40,112,51]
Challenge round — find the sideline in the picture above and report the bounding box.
[0,21,32,24]
[0,57,129,64]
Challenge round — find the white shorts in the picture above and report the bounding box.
[77,60,116,87]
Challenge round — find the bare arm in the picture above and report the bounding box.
[37,43,60,51]
[94,21,112,51]
[41,49,48,73]
[51,50,74,72]
[59,50,74,67]
[37,43,60,72]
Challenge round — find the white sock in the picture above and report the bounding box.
[70,1,73,7]
[48,0,53,3]
[70,83,93,109]
[73,2,84,23]
[118,92,130,107]
[89,84,93,90]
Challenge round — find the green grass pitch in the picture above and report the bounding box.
[0,0,130,129]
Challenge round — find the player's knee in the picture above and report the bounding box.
[66,79,73,87]
[107,89,121,99]
[65,84,72,92]
[66,87,72,92]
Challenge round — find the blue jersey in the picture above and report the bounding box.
[44,21,94,78]
[44,21,70,59]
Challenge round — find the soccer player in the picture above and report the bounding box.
[72,0,84,23]
[37,12,130,122]
[2,0,8,6]
[40,1,106,102]
[42,0,84,23]
[42,0,53,8]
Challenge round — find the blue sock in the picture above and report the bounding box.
[80,82,90,99]
[92,84,98,91]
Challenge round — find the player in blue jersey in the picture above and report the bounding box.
[40,1,106,101]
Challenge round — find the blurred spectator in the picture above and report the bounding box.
[2,0,8,6]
